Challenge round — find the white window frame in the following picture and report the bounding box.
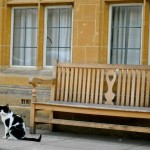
[44,6,73,68]
[10,7,38,68]
[108,3,143,65]
[149,10,150,65]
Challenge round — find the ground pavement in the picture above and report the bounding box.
[0,124,149,150]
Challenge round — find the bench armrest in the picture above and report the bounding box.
[29,77,56,87]
[29,77,56,103]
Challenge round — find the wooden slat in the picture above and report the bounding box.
[90,69,96,103]
[34,117,150,133]
[68,68,74,102]
[30,104,36,134]
[49,111,53,131]
[51,119,150,133]
[135,70,141,107]
[116,69,122,105]
[50,84,56,101]
[60,67,65,101]
[130,70,136,106]
[94,69,100,104]
[64,68,70,102]
[126,70,131,106]
[56,67,61,100]
[77,68,83,102]
[121,70,127,106]
[140,71,146,107]
[81,69,87,103]
[86,69,91,103]
[145,71,150,107]
[99,69,104,104]
[34,102,150,119]
[73,68,78,102]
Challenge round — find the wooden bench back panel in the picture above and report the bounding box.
[116,69,150,107]
[54,63,150,107]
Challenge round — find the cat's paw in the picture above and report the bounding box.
[7,136,16,140]
[3,136,7,139]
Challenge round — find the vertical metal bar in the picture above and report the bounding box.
[110,7,114,64]
[69,8,72,62]
[116,7,120,64]
[124,7,130,64]
[24,9,27,65]
[58,9,61,63]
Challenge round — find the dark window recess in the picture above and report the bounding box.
[21,99,31,105]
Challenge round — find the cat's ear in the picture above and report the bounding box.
[6,104,9,107]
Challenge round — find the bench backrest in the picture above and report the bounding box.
[54,63,150,107]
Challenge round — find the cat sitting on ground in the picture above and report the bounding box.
[0,104,41,142]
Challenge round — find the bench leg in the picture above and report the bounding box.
[30,104,36,134]
[49,111,53,132]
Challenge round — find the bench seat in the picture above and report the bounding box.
[34,101,150,113]
[32,101,150,133]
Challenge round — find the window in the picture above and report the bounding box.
[109,5,142,65]
[11,8,38,66]
[45,6,72,66]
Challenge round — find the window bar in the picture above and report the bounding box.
[24,9,27,66]
[58,9,61,63]
[110,8,114,64]
[124,7,130,64]
[116,7,120,64]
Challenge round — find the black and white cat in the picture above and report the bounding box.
[0,104,41,142]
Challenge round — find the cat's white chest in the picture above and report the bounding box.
[1,112,13,128]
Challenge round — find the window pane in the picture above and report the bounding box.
[14,9,26,28]
[25,29,37,47]
[60,8,72,27]
[128,28,141,48]
[26,9,38,28]
[25,48,36,66]
[12,8,37,66]
[112,7,127,28]
[13,29,25,47]
[128,6,142,27]
[110,6,142,65]
[59,48,71,62]
[47,28,59,47]
[127,49,140,65]
[12,48,24,65]
[111,28,126,49]
[59,28,71,47]
[46,48,58,66]
[46,7,72,66]
[111,49,125,64]
[47,9,59,28]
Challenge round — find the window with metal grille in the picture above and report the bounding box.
[45,6,72,66]
[12,8,38,66]
[110,5,142,65]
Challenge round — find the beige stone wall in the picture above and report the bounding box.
[73,0,101,63]
[1,0,150,68]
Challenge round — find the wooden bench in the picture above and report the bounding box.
[29,63,150,134]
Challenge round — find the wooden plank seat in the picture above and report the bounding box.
[29,63,150,134]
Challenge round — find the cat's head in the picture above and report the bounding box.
[0,104,11,116]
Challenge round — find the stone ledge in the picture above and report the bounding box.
[0,85,51,98]
[0,68,53,76]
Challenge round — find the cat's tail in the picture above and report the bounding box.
[20,134,42,142]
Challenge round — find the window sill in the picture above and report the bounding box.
[0,67,53,77]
